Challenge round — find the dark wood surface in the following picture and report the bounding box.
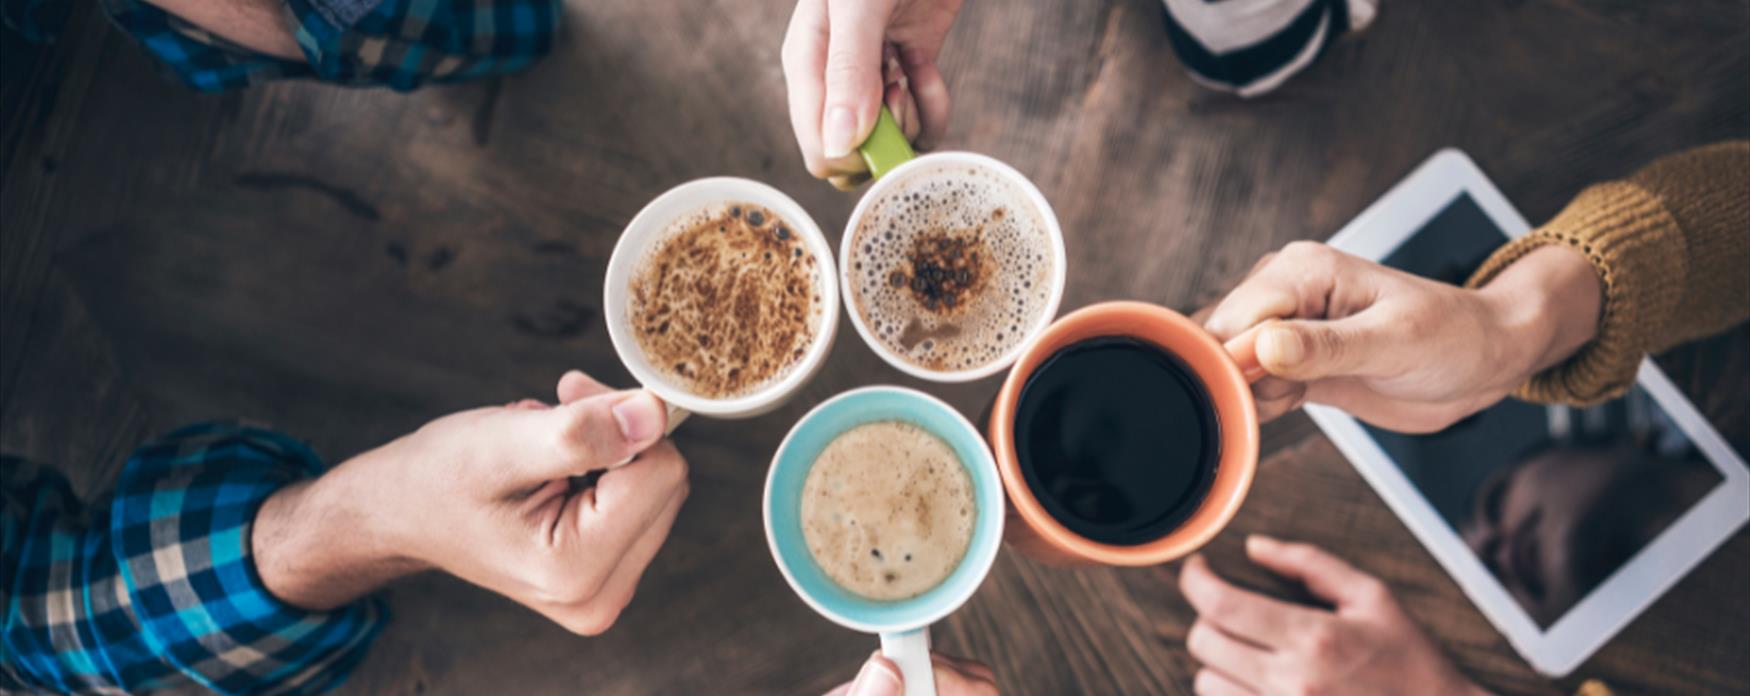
[4,0,1747,693]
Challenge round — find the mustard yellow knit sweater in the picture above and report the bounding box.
[1467,141,1750,405]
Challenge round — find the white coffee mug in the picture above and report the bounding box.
[840,133,1067,383]
[604,177,839,423]
[765,386,1005,696]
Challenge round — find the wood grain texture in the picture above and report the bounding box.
[2,0,1746,693]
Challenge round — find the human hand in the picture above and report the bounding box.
[255,370,688,635]
[1201,241,1601,432]
[1180,536,1487,696]
[782,0,962,189]
[825,651,999,696]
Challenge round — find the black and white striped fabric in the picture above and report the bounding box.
[1161,0,1378,97]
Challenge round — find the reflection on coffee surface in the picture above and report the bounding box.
[630,202,822,399]
[1015,337,1220,546]
[848,163,1055,372]
[801,420,974,601]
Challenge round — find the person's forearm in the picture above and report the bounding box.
[145,0,303,59]
[253,466,426,610]
[1476,245,1602,382]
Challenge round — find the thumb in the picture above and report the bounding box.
[1253,317,1379,381]
[847,652,904,696]
[821,0,892,158]
[516,390,667,482]
[1245,535,1384,609]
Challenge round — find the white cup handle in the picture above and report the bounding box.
[879,627,935,696]
[663,401,690,435]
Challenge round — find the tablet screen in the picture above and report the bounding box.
[1364,193,1729,628]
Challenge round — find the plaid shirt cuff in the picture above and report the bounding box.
[109,423,384,694]
[91,0,559,92]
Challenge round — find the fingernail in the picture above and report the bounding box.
[848,654,902,696]
[612,392,664,443]
[823,106,858,158]
[1259,326,1303,368]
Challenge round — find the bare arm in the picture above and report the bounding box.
[146,0,303,60]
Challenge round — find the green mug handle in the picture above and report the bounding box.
[858,106,916,181]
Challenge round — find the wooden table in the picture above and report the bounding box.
[3,0,1746,693]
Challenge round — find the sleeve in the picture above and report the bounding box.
[99,0,313,91]
[96,0,560,92]
[2,0,70,41]
[2,423,385,695]
[1466,141,1750,405]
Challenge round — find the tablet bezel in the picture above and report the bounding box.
[1306,148,1750,677]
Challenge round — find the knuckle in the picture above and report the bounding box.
[1203,593,1239,622]
[1355,576,1390,605]
[1351,577,1393,608]
[545,565,609,605]
[1301,623,1343,661]
[556,605,623,636]
[1310,326,1346,363]
[1278,679,1324,696]
[553,415,593,460]
[1185,623,1211,660]
[1410,410,1466,434]
[1394,305,1438,336]
[823,47,871,78]
[1281,240,1331,262]
[649,445,691,494]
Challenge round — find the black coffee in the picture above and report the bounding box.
[1014,336,1219,546]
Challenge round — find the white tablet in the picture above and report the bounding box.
[1308,149,1750,677]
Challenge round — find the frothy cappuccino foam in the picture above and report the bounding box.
[801,420,974,601]
[848,162,1056,373]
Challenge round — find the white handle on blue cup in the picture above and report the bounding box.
[880,627,935,696]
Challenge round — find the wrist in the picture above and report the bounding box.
[252,465,425,610]
[1475,244,1603,385]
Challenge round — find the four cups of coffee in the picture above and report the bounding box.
[605,111,1260,696]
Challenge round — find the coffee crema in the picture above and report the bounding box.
[1014,336,1220,546]
[630,202,822,399]
[848,163,1055,372]
[801,420,975,601]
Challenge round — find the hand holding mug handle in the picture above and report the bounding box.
[859,106,917,181]
[1224,324,1269,385]
[879,627,936,696]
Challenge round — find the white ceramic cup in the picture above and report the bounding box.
[604,177,839,422]
[839,152,1067,383]
[764,386,1005,696]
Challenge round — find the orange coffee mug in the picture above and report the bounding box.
[987,301,1261,566]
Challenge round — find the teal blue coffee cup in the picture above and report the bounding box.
[764,386,1005,696]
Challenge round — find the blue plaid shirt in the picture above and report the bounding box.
[4,0,560,91]
[2,423,384,694]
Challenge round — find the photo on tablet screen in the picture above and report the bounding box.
[1362,193,1738,628]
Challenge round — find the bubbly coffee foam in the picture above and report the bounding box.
[801,420,975,601]
[629,202,823,399]
[849,163,1055,372]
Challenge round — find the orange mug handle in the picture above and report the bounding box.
[1225,324,1269,385]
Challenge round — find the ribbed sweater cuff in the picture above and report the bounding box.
[1466,181,1684,405]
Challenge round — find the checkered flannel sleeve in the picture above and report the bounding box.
[4,0,559,91]
[2,423,385,694]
